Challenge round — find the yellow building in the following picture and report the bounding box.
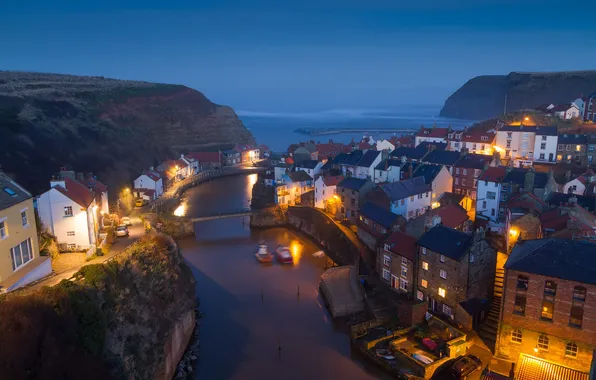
[0,172,51,293]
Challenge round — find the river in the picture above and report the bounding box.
[178,174,391,380]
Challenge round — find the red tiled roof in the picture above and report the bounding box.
[144,171,161,182]
[186,151,222,163]
[383,231,417,262]
[322,175,344,187]
[395,135,415,147]
[433,204,469,229]
[459,132,496,144]
[54,177,95,208]
[416,127,449,138]
[479,167,507,182]
[316,141,348,158]
[358,141,372,150]
[508,192,547,214]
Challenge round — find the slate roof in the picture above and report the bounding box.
[479,167,507,182]
[551,103,577,112]
[422,150,461,166]
[439,192,465,206]
[375,159,403,171]
[296,159,320,170]
[79,177,108,192]
[383,231,417,262]
[389,147,427,160]
[499,125,538,133]
[342,150,364,166]
[359,202,400,229]
[505,238,596,285]
[338,177,369,191]
[502,168,549,189]
[331,153,348,165]
[0,172,31,210]
[454,153,492,169]
[417,141,447,151]
[412,164,443,185]
[380,176,430,201]
[535,126,558,136]
[558,134,587,144]
[287,170,312,182]
[417,225,473,261]
[54,177,95,208]
[357,150,381,168]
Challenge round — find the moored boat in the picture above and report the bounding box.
[275,245,294,264]
[255,244,273,263]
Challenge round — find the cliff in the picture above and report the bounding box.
[440,71,596,120]
[0,235,197,380]
[0,71,255,195]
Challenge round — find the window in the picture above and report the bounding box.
[455,168,460,175]
[542,135,547,141]
[481,136,488,141]
[440,255,445,263]
[565,342,578,358]
[421,247,427,255]
[516,275,529,290]
[10,238,33,271]
[522,133,529,139]
[399,279,408,291]
[576,145,582,152]
[410,196,415,202]
[443,304,452,317]
[570,286,586,328]
[384,243,391,252]
[469,254,475,263]
[382,269,390,281]
[540,143,546,150]
[514,294,526,316]
[506,140,511,148]
[507,132,513,138]
[511,329,522,343]
[21,210,28,226]
[401,266,407,278]
[474,169,480,178]
[66,231,75,236]
[462,179,467,186]
[474,180,478,188]
[440,269,447,279]
[487,191,496,200]
[438,287,446,298]
[401,199,405,206]
[3,186,17,196]
[383,255,391,266]
[566,145,571,151]
[417,290,424,301]
[422,261,429,271]
[505,150,510,158]
[418,194,422,199]
[0,220,7,239]
[537,334,549,351]
[491,208,495,216]
[421,279,428,288]
[454,177,460,185]
[539,153,545,160]
[521,141,528,149]
[64,206,73,217]
[364,218,369,225]
[462,169,468,176]
[541,280,557,321]
[590,145,595,152]
[425,192,429,198]
[402,257,408,266]
[472,143,477,150]
[590,156,594,163]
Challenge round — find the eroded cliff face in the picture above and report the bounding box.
[440,71,596,120]
[0,71,255,195]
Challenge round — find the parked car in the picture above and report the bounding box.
[450,354,483,379]
[135,199,145,207]
[120,216,132,226]
[116,224,129,237]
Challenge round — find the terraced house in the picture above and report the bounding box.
[496,239,596,380]
[0,172,50,293]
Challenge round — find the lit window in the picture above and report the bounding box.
[511,329,522,343]
[440,255,445,263]
[10,238,33,271]
[576,145,581,152]
[401,266,407,278]
[64,206,73,217]
[440,269,447,279]
[565,342,578,358]
[537,334,549,350]
[422,261,429,271]
[541,281,557,321]
[421,279,428,288]
[438,287,446,298]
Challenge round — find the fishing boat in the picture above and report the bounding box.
[255,244,273,263]
[275,245,294,264]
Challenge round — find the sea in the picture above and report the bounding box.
[238,105,473,152]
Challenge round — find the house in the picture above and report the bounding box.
[357,201,404,251]
[495,125,538,165]
[546,192,596,212]
[389,146,428,162]
[379,230,418,296]
[235,143,260,163]
[258,144,271,158]
[316,140,349,160]
[358,135,376,150]
[376,139,396,152]
[338,150,364,177]
[540,199,596,239]
[0,172,50,293]
[157,159,190,182]
[417,225,496,326]
[294,159,324,179]
[500,168,554,214]
[496,238,596,377]
[557,134,587,165]
[448,129,496,155]
[476,167,508,231]
[581,91,596,122]
[353,150,383,180]
[439,192,474,213]
[506,195,544,253]
[38,177,100,252]
[79,175,109,214]
[292,142,318,163]
[373,159,403,183]
[563,170,595,195]
[420,150,461,171]
[378,176,432,220]
[314,175,343,212]
[412,164,453,204]
[274,170,314,206]
[414,126,449,147]
[336,177,375,223]
[531,126,558,164]
[185,151,223,170]
[180,154,199,174]
[133,171,164,201]
[551,103,580,119]
[452,153,495,200]
[405,206,470,239]
[222,149,241,166]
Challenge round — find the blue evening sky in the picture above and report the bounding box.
[1,0,594,112]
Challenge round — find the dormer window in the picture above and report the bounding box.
[3,187,17,196]
[481,136,488,141]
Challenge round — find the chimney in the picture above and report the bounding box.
[565,170,572,182]
[524,169,535,193]
[408,163,413,178]
[401,156,407,164]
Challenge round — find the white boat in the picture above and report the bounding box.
[255,244,273,263]
[312,250,325,258]
[275,245,293,264]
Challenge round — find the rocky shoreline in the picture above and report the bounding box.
[175,302,203,379]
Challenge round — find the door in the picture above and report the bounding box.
[549,153,554,162]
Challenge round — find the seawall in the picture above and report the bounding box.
[161,309,196,380]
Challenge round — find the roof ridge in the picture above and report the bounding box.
[507,238,554,268]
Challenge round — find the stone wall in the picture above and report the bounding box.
[160,309,196,380]
[249,206,288,228]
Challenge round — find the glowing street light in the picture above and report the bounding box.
[509,228,519,238]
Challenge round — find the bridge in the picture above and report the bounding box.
[190,208,252,222]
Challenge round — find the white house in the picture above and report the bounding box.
[374,159,402,183]
[533,126,558,164]
[180,154,200,175]
[563,171,595,195]
[353,150,382,180]
[275,171,314,206]
[495,125,538,165]
[133,171,164,200]
[79,176,109,214]
[314,175,343,209]
[274,164,290,183]
[412,164,453,204]
[376,139,396,152]
[551,103,580,120]
[414,127,449,147]
[379,176,431,220]
[294,160,324,179]
[447,130,496,155]
[476,167,507,232]
[38,177,99,252]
